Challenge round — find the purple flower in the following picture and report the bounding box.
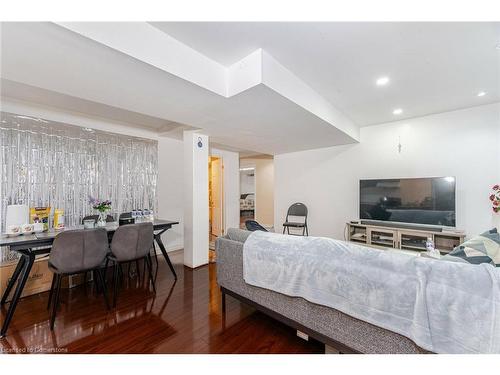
[89,196,112,210]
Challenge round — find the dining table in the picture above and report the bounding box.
[0,219,179,338]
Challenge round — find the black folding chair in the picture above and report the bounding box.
[282,202,309,236]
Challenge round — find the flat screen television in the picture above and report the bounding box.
[359,177,456,227]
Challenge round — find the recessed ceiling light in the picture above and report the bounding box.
[477,91,486,97]
[376,76,390,86]
[393,108,403,115]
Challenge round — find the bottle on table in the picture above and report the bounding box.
[425,236,440,259]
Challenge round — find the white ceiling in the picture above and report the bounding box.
[1,79,197,138]
[1,22,499,156]
[152,22,500,126]
[0,22,357,154]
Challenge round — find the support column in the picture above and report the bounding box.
[183,131,209,268]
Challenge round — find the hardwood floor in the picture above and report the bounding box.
[0,252,324,354]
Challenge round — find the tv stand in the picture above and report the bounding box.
[359,220,443,232]
[347,222,465,254]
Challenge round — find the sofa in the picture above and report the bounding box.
[215,228,427,354]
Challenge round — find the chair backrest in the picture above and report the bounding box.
[245,220,268,232]
[286,202,308,219]
[50,228,108,274]
[82,214,115,224]
[110,222,153,262]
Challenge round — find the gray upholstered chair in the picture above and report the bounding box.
[108,222,155,307]
[47,228,109,330]
[282,202,309,236]
[81,215,114,287]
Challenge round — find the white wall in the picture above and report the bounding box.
[2,99,185,251]
[157,137,184,251]
[210,148,240,233]
[240,171,255,194]
[275,103,500,239]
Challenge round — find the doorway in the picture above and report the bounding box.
[209,156,224,255]
[239,156,274,231]
[239,166,256,229]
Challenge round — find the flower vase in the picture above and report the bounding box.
[97,211,107,227]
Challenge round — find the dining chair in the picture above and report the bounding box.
[119,212,159,269]
[282,202,309,236]
[81,215,114,289]
[47,228,110,330]
[108,222,156,307]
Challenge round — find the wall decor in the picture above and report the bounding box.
[490,184,500,213]
[0,112,158,264]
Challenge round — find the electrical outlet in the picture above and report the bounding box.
[296,330,309,341]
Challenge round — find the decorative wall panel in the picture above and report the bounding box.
[0,112,158,264]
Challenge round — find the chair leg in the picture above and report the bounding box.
[221,289,226,314]
[152,242,159,269]
[305,225,309,236]
[50,274,62,330]
[118,264,124,287]
[113,263,119,308]
[287,226,290,235]
[103,258,110,283]
[135,259,141,280]
[282,226,286,234]
[47,273,56,310]
[145,255,156,293]
[95,269,109,310]
[93,270,101,294]
[83,271,88,295]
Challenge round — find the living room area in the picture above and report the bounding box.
[1,1,500,372]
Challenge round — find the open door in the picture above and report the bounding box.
[209,157,224,249]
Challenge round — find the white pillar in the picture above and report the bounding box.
[183,131,209,268]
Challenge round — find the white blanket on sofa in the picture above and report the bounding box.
[243,231,500,353]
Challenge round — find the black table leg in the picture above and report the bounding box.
[1,252,35,338]
[0,256,26,306]
[154,231,177,280]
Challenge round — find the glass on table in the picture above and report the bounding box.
[83,219,95,229]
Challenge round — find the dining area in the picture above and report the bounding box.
[0,112,180,340]
[0,216,179,338]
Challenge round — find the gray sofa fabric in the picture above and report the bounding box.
[216,229,426,354]
[226,228,253,243]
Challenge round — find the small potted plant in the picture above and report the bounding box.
[89,196,112,227]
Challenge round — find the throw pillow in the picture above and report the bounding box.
[443,228,500,266]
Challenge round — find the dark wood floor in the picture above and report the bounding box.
[0,252,324,354]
